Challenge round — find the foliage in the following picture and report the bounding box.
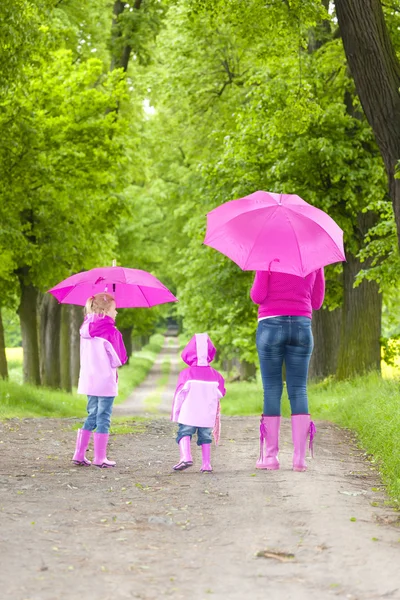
[2,310,22,348]
[138,0,387,364]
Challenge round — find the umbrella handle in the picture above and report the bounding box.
[268,258,280,274]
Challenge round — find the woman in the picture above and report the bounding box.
[250,265,324,471]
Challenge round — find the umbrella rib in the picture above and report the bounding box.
[242,206,280,270]
[284,209,305,276]
[136,285,151,308]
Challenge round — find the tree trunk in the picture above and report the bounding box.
[334,0,400,249]
[309,306,342,380]
[60,305,72,392]
[70,305,82,388]
[238,359,257,381]
[0,309,8,380]
[121,326,133,363]
[39,294,61,388]
[17,281,41,385]
[336,251,382,379]
[110,0,142,72]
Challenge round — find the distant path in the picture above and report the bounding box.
[113,335,180,417]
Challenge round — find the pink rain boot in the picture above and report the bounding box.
[72,428,92,466]
[200,444,212,472]
[173,436,193,471]
[291,414,316,472]
[93,432,116,468]
[256,415,280,470]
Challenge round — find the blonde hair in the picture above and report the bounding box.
[84,293,115,316]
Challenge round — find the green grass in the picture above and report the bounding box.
[0,333,165,419]
[0,380,87,419]
[224,372,400,503]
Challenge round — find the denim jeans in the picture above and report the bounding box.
[82,396,115,434]
[256,316,314,416]
[176,423,213,446]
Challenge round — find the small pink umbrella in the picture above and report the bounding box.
[204,191,345,277]
[48,265,177,308]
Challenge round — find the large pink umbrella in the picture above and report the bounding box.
[48,266,177,308]
[204,191,345,277]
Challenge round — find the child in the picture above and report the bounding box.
[171,333,226,472]
[72,293,128,468]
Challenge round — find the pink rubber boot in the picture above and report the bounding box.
[93,433,116,468]
[291,414,316,472]
[72,428,91,466]
[173,436,193,471]
[256,415,280,470]
[200,444,212,472]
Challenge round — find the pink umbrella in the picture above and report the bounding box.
[204,191,345,277]
[48,266,177,308]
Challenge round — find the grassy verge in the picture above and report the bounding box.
[0,334,165,419]
[224,372,400,503]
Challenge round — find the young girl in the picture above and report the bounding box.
[72,293,128,468]
[171,333,226,472]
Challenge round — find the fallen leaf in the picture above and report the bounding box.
[256,550,295,562]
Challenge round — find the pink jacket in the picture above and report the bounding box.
[250,268,325,319]
[171,333,226,442]
[77,314,128,397]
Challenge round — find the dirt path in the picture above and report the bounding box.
[113,337,180,417]
[1,342,400,600]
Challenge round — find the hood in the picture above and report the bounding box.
[80,314,114,339]
[181,333,216,366]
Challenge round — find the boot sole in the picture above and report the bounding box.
[173,461,193,471]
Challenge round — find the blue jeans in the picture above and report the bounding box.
[176,424,213,446]
[83,396,115,434]
[256,316,314,416]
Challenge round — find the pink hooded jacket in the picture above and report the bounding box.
[77,314,128,397]
[171,333,226,442]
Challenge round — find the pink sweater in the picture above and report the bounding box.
[250,268,325,319]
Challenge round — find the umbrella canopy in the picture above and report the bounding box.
[48,266,177,308]
[204,191,345,277]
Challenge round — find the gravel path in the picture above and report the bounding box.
[1,339,399,600]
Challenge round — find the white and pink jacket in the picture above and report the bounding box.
[77,314,128,397]
[171,333,226,443]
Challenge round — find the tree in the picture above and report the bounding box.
[334,0,400,250]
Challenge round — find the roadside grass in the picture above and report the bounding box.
[0,334,165,419]
[0,381,87,419]
[224,372,400,503]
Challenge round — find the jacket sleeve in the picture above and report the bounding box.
[104,340,123,369]
[250,271,269,304]
[311,268,325,310]
[170,371,188,421]
[113,330,128,366]
[218,373,226,397]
